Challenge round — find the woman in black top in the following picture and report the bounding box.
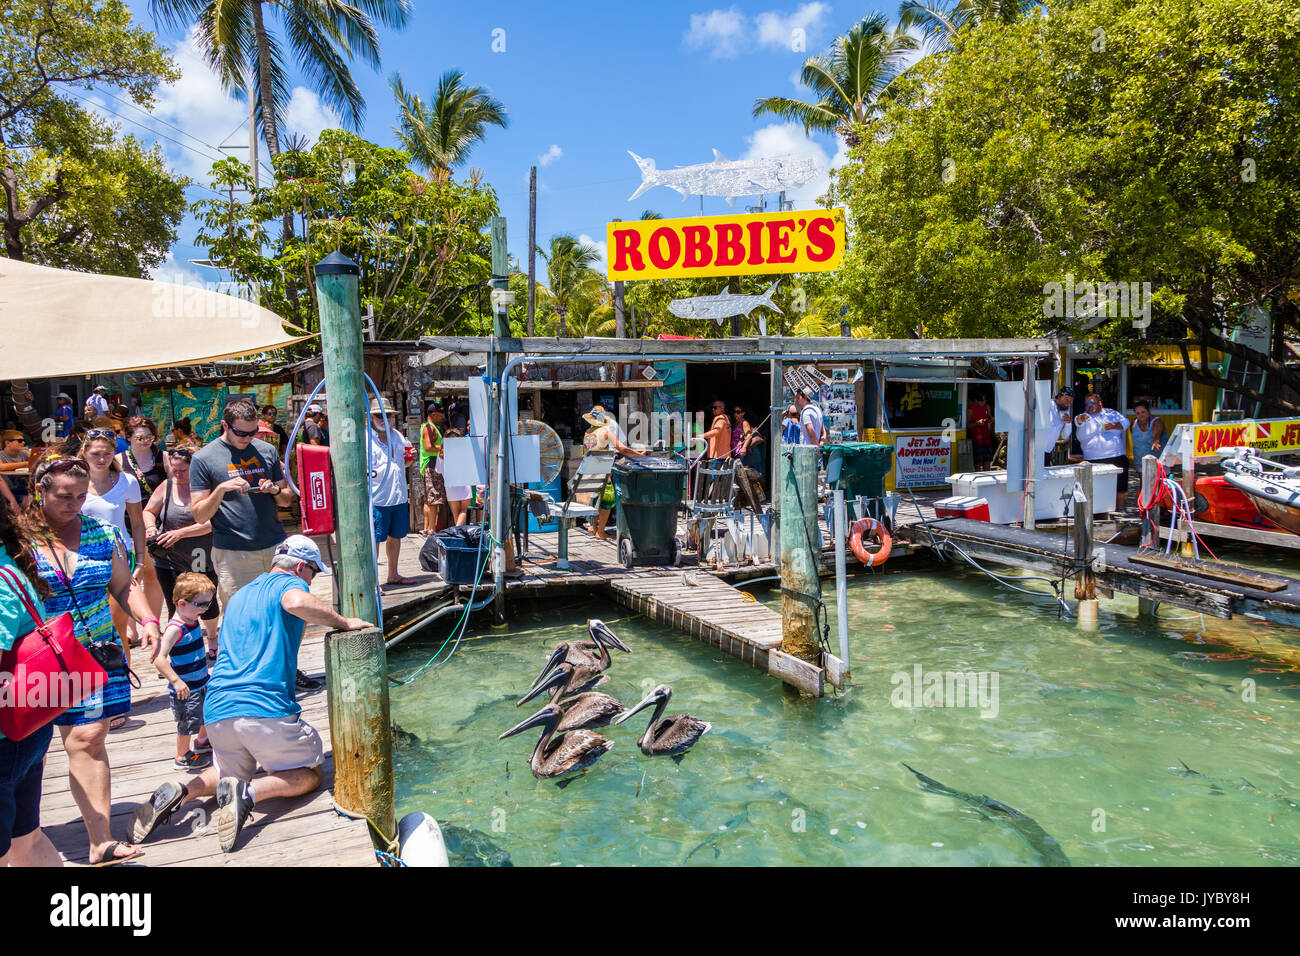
[117,415,167,622]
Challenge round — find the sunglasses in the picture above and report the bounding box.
[187,598,213,609]
[35,456,89,480]
[85,428,117,441]
[227,424,258,438]
[170,449,193,461]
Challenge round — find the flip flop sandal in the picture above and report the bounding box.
[127,781,185,844]
[90,842,144,867]
[109,715,127,731]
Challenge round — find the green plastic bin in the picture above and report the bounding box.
[612,455,688,568]
[824,441,894,500]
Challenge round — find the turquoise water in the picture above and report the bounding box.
[389,551,1300,866]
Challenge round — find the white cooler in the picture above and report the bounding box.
[946,465,1121,524]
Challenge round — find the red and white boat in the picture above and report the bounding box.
[1219,447,1300,536]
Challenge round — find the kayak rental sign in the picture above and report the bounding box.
[1192,419,1300,456]
[606,209,845,281]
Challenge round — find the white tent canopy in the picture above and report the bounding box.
[0,258,307,379]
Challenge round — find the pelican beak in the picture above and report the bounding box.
[499,706,555,740]
[517,666,566,706]
[589,620,632,654]
[529,646,567,690]
[613,689,658,725]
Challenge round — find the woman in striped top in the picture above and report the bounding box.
[21,456,161,866]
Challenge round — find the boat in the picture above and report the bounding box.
[1219,447,1300,535]
[1192,475,1278,531]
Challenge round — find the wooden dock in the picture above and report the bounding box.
[38,625,375,867]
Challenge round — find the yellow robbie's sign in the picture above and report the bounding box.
[606,208,845,281]
[1193,419,1300,456]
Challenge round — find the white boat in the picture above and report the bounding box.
[1219,447,1300,535]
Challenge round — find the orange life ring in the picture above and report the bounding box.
[849,517,892,566]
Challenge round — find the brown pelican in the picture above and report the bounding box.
[615,684,711,762]
[498,704,614,781]
[529,619,631,690]
[524,659,610,699]
[517,665,626,732]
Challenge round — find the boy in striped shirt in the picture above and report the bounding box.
[156,572,214,769]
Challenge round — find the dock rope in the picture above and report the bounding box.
[330,797,403,866]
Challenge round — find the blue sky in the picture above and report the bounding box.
[111,1,898,283]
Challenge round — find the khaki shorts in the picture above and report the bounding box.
[212,545,278,608]
[207,714,324,782]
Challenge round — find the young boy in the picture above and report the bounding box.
[156,572,215,769]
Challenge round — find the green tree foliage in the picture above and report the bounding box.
[0,0,185,273]
[835,0,1300,409]
[753,13,916,146]
[539,234,604,337]
[150,0,410,159]
[192,129,499,341]
[898,0,1038,53]
[390,70,508,173]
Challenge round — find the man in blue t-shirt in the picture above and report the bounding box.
[126,536,372,853]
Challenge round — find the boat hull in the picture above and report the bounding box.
[1223,472,1300,536]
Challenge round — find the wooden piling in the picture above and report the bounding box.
[314,251,393,843]
[780,445,822,668]
[1074,461,1098,624]
[1140,454,1160,548]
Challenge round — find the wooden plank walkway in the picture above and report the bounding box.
[38,625,375,868]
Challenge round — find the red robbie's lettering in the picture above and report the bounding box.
[716,223,744,267]
[648,227,681,270]
[745,221,766,266]
[765,219,797,263]
[613,229,644,272]
[682,225,713,269]
[806,217,836,262]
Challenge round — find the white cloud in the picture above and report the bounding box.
[756,2,830,51]
[788,67,804,91]
[538,143,563,167]
[577,233,608,276]
[684,8,748,59]
[742,122,841,207]
[283,88,340,147]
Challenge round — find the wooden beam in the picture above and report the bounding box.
[1157,521,1300,550]
[768,649,825,696]
[416,335,1060,359]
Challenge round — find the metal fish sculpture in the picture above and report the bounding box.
[627,150,822,205]
[901,763,1071,867]
[668,282,782,335]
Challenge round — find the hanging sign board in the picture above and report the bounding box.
[606,209,845,281]
[893,434,952,489]
[1189,418,1300,458]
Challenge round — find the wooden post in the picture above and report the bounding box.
[770,358,783,574]
[1140,454,1160,549]
[1074,461,1098,624]
[780,445,821,667]
[489,216,510,624]
[1024,355,1037,530]
[527,168,536,337]
[1180,444,1195,558]
[314,251,393,842]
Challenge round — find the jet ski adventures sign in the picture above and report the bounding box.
[1192,419,1300,456]
[606,209,846,281]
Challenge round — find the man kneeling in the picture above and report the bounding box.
[128,535,371,852]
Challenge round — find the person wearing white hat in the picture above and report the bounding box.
[85,385,110,418]
[367,397,414,590]
[127,534,372,853]
[55,392,74,437]
[302,403,326,446]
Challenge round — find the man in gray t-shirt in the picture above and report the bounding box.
[190,400,296,610]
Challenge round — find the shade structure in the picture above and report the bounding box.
[0,257,308,379]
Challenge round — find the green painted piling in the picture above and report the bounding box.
[780,444,822,667]
[314,251,394,844]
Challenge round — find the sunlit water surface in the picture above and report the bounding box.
[389,544,1300,866]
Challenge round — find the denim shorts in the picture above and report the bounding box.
[171,684,208,736]
[0,722,54,856]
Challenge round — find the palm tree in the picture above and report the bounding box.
[540,234,601,337]
[150,0,411,160]
[898,0,1038,52]
[390,70,509,173]
[752,13,916,146]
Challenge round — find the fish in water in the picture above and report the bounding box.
[901,763,1071,867]
[684,807,750,863]
[452,693,518,732]
[391,723,420,750]
[668,282,782,327]
[440,824,513,867]
[627,150,822,205]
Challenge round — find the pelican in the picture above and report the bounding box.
[498,704,614,780]
[615,684,711,762]
[529,619,631,691]
[517,665,626,732]
[525,659,610,699]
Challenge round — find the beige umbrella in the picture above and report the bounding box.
[0,257,310,379]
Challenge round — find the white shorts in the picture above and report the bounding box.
[206,714,324,781]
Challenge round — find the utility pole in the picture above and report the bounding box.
[527,167,537,337]
[314,251,394,847]
[1024,355,1038,531]
[612,218,625,339]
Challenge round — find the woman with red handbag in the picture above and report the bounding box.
[0,501,62,866]
[20,457,160,866]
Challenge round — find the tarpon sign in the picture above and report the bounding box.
[606,209,846,281]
